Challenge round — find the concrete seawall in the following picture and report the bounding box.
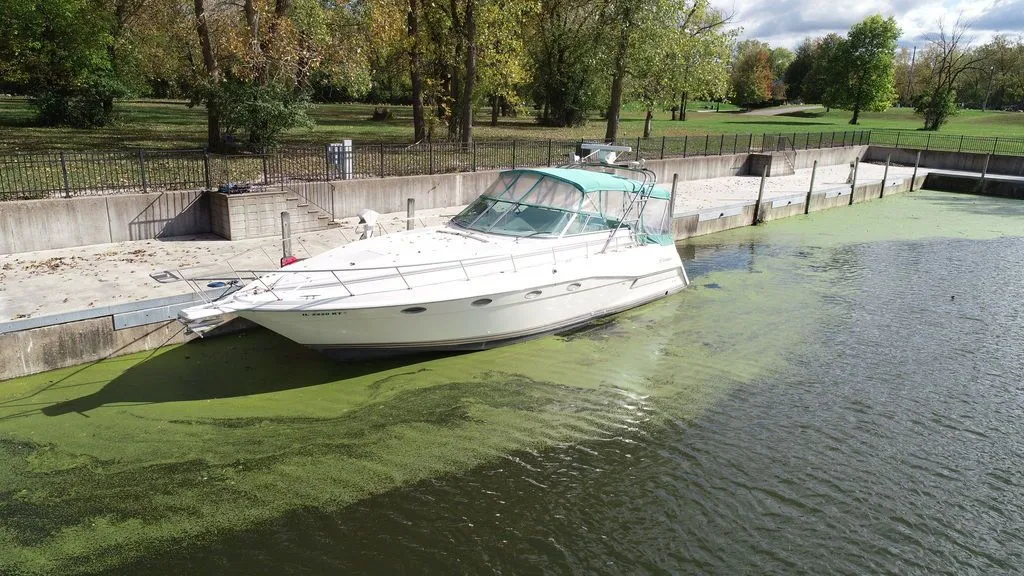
[0,190,209,253]
[0,146,869,254]
[865,147,1024,177]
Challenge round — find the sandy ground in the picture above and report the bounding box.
[0,161,926,322]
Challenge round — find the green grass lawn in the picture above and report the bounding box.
[0,97,1021,152]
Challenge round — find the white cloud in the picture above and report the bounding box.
[716,0,1024,49]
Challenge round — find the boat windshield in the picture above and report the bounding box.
[450,170,674,244]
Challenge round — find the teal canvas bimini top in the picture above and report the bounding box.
[502,168,671,200]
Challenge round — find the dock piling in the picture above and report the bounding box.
[281,211,292,262]
[805,160,817,215]
[849,158,859,206]
[880,155,890,198]
[669,173,679,220]
[911,151,921,191]
[979,154,991,194]
[753,165,767,224]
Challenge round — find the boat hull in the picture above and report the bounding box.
[239,266,686,358]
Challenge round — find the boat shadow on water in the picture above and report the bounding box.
[39,327,452,417]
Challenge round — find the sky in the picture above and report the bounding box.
[721,0,1024,50]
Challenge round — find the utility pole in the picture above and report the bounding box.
[907,46,917,105]
[982,66,994,111]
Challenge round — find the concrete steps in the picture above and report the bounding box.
[284,196,335,233]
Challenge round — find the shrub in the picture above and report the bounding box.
[31,73,128,128]
[213,79,313,150]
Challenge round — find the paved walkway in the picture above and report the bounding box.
[742,105,823,116]
[0,162,928,322]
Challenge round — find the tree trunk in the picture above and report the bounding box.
[671,107,676,121]
[491,95,499,126]
[604,27,629,142]
[448,0,462,140]
[850,105,860,125]
[681,92,688,121]
[459,0,476,144]
[643,108,653,138]
[408,0,426,142]
[193,0,221,150]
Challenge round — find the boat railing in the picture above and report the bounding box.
[184,231,640,304]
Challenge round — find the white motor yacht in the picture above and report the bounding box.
[178,146,689,357]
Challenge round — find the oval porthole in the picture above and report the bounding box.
[401,306,427,314]
[471,298,493,307]
[524,290,542,300]
[567,283,582,292]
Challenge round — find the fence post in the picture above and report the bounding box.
[748,133,753,153]
[636,136,642,160]
[805,160,817,215]
[407,198,415,231]
[323,143,331,180]
[753,165,767,225]
[138,149,149,193]
[895,132,901,149]
[203,148,212,189]
[59,151,71,197]
[992,138,999,155]
[379,143,385,178]
[660,136,666,159]
[925,133,931,151]
[511,140,517,168]
[704,134,710,156]
[849,158,859,206]
[719,134,725,155]
[683,135,688,158]
[428,141,434,174]
[547,139,552,166]
[880,154,890,198]
[472,141,477,172]
[830,131,835,148]
[911,150,921,191]
[262,153,269,185]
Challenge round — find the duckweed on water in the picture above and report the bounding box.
[1,190,1020,574]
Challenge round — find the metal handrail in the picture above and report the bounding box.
[207,232,639,302]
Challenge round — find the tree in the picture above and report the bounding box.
[769,47,793,100]
[730,41,774,107]
[783,39,817,101]
[671,2,733,121]
[1,0,128,127]
[803,33,845,109]
[528,0,605,127]
[915,18,985,130]
[476,0,535,127]
[955,35,1024,110]
[833,15,901,124]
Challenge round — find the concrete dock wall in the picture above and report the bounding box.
[1,146,872,252]
[865,147,1024,177]
[0,190,208,254]
[922,173,1024,199]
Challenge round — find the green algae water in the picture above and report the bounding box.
[2,190,1023,574]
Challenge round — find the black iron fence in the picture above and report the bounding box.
[2,128,1019,201]
[867,130,1024,156]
